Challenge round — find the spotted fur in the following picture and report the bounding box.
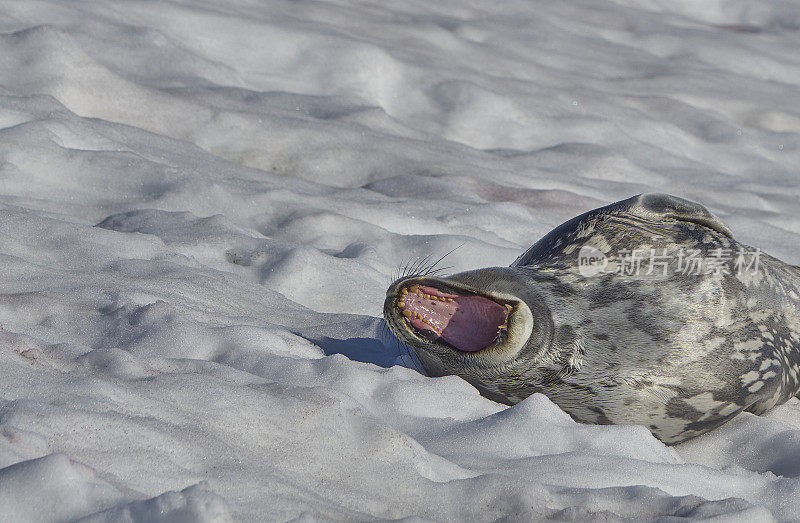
[384,194,800,444]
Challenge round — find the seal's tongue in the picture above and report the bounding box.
[399,285,508,352]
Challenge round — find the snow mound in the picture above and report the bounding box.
[0,454,125,521]
[80,483,232,523]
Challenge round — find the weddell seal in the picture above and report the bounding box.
[383,193,800,444]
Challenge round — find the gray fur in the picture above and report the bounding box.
[383,193,800,444]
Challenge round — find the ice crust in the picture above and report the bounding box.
[1,0,800,520]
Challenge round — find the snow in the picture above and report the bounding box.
[1,0,800,520]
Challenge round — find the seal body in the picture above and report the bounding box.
[383,194,800,443]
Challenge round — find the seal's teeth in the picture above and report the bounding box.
[402,288,408,295]
[398,301,406,308]
[403,310,412,317]
[409,285,419,293]
[447,298,454,302]
[505,304,513,312]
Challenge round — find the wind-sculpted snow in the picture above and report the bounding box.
[1,0,800,520]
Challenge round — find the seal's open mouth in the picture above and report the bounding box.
[396,284,511,352]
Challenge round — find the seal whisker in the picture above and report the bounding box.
[398,337,424,373]
[411,254,433,277]
[423,265,453,276]
[421,244,463,277]
[402,256,423,280]
[400,256,418,280]
[378,316,424,373]
[393,256,418,284]
[399,245,463,282]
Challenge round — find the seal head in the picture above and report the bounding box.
[384,268,553,403]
